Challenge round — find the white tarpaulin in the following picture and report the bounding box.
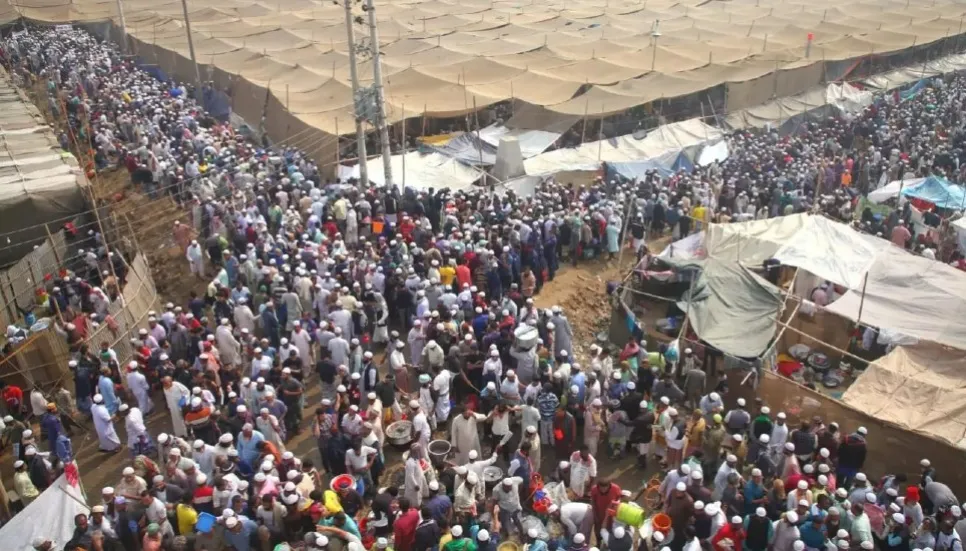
[0,474,89,550]
[657,231,706,261]
[867,177,924,203]
[477,125,561,159]
[339,152,483,191]
[824,246,966,351]
[702,213,810,266]
[523,118,722,175]
[697,140,730,167]
[772,215,892,289]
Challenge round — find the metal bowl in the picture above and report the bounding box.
[483,465,504,483]
[386,420,413,447]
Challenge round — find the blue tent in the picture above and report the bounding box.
[902,175,966,209]
[606,150,694,180]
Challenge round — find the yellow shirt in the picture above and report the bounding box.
[439,533,454,549]
[176,504,199,535]
[439,266,456,286]
[692,206,707,225]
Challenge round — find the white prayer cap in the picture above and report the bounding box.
[786,511,799,523]
[452,525,463,537]
[573,534,585,544]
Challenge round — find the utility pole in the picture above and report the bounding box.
[180,0,203,101]
[115,0,128,54]
[364,0,394,188]
[343,0,368,186]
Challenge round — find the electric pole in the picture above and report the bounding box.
[115,0,128,55]
[343,0,369,186]
[364,0,394,189]
[180,0,203,100]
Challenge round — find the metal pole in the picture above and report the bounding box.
[343,0,369,186]
[401,104,407,190]
[180,0,203,100]
[365,0,395,188]
[115,0,128,55]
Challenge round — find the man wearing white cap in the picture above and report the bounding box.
[125,362,154,415]
[120,403,150,452]
[404,443,428,507]
[162,376,191,437]
[493,476,526,537]
[92,394,122,453]
[450,407,487,464]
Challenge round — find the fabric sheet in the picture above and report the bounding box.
[0,474,89,550]
[841,345,966,448]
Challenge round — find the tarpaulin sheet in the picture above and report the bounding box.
[523,118,721,175]
[677,257,783,357]
[841,345,966,448]
[867,176,966,208]
[428,133,497,166]
[825,245,966,351]
[772,215,892,289]
[606,150,693,180]
[476,125,561,159]
[0,474,89,550]
[340,152,483,191]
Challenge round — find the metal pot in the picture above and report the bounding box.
[386,420,413,447]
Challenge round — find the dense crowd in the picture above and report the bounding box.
[1,23,965,551]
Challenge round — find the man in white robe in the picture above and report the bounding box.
[215,319,242,366]
[126,362,154,415]
[404,445,428,507]
[450,408,487,464]
[234,298,256,333]
[121,404,149,450]
[433,369,453,424]
[410,401,432,459]
[290,323,313,364]
[163,376,191,437]
[92,394,121,452]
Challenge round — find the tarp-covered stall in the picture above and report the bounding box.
[339,152,484,191]
[0,474,89,550]
[841,345,966,448]
[0,67,87,265]
[867,175,966,209]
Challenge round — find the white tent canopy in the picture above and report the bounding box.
[340,152,484,191]
[523,118,722,175]
[0,474,89,550]
[659,214,966,351]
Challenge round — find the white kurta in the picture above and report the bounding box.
[450,413,486,464]
[404,457,427,507]
[93,403,121,451]
[433,370,453,423]
[127,371,154,414]
[234,305,256,334]
[124,407,148,449]
[164,381,191,437]
[216,325,242,366]
[291,329,312,363]
[256,415,286,451]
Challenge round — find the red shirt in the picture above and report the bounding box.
[590,483,622,525]
[455,265,472,288]
[192,485,214,507]
[394,509,420,551]
[3,386,23,411]
[712,523,745,551]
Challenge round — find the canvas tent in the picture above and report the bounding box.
[0,67,87,265]
[339,151,483,191]
[725,82,874,132]
[0,474,89,550]
[841,344,966,449]
[523,118,722,175]
[867,175,966,209]
[660,213,966,354]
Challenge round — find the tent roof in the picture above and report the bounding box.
[0,66,87,265]
[841,345,966,449]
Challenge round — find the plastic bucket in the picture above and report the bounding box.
[615,503,646,528]
[196,512,216,533]
[331,474,355,492]
[652,513,672,535]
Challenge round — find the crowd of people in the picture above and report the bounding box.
[0,21,965,551]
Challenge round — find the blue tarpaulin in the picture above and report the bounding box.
[902,175,966,209]
[605,150,694,180]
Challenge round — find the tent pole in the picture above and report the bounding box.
[401,104,406,190]
[855,272,870,329]
[615,191,635,274]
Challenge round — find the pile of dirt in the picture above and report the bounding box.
[533,260,621,364]
[91,169,205,306]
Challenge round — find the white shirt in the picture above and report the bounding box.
[345,446,377,472]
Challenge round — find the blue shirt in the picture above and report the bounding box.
[236,431,265,467]
[426,495,452,523]
[319,516,360,538]
[798,521,827,549]
[224,519,258,551]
